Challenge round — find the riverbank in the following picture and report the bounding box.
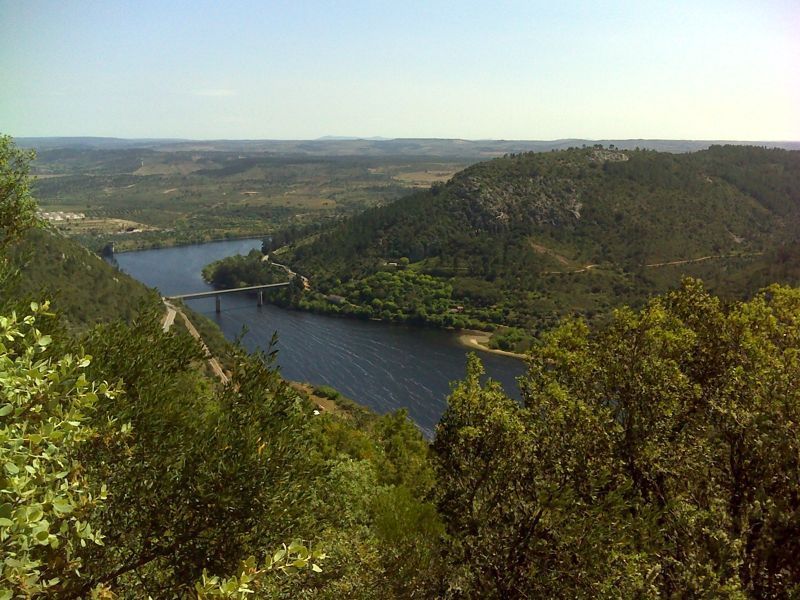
[288,297,530,360]
[456,329,528,360]
[115,238,527,435]
[110,234,264,254]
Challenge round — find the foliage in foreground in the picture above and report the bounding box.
[0,135,38,254]
[0,298,440,598]
[0,302,116,597]
[434,279,800,598]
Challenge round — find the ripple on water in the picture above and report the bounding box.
[116,239,526,437]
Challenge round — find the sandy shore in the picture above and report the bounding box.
[456,329,527,360]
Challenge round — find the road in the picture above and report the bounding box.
[263,255,311,290]
[162,299,229,384]
[161,302,176,332]
[644,252,763,268]
[542,264,599,275]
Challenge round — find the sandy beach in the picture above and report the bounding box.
[456,329,527,360]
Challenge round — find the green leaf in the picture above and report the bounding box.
[35,529,50,544]
[0,404,13,416]
[52,499,73,515]
[3,462,19,475]
[37,335,52,347]
[27,506,43,522]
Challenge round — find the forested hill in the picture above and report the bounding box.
[3,227,158,327]
[286,145,800,335]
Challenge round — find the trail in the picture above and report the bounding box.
[541,264,599,275]
[644,252,762,268]
[542,252,763,275]
[161,302,176,332]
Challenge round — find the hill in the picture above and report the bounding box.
[283,145,800,345]
[2,227,158,327]
[23,137,800,257]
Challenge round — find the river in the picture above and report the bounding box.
[115,239,526,437]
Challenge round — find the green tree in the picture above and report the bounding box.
[65,313,319,596]
[0,302,118,597]
[434,279,800,598]
[0,136,38,253]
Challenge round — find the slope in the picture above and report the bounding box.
[3,227,158,327]
[284,145,800,338]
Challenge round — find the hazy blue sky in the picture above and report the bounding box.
[1,0,798,140]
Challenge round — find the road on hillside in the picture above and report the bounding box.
[162,299,228,384]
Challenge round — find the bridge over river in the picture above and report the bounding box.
[168,281,290,312]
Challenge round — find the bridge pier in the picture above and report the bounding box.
[167,281,291,312]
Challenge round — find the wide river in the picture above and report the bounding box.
[116,239,526,437]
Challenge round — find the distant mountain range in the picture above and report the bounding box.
[17,136,800,157]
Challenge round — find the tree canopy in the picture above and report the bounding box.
[434,279,800,598]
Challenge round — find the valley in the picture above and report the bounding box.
[23,140,471,253]
[5,1,800,595]
[4,135,800,598]
[113,238,525,437]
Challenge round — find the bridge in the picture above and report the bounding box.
[168,282,291,313]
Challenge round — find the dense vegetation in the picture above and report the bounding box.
[295,268,461,326]
[5,136,800,597]
[202,249,289,290]
[6,228,157,328]
[0,298,441,597]
[206,252,490,330]
[283,146,800,346]
[435,280,800,598]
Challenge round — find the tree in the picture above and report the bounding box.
[0,302,118,597]
[434,355,648,599]
[65,312,320,596]
[0,136,38,253]
[434,280,800,598]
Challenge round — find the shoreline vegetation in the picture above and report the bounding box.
[201,249,538,354]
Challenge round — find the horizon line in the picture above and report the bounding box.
[12,135,800,144]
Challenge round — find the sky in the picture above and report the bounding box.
[1,0,798,140]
